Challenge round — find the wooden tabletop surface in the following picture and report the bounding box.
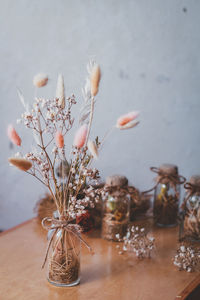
[0,218,199,300]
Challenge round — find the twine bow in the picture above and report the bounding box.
[184,182,200,194]
[142,167,186,194]
[104,184,138,197]
[41,217,94,269]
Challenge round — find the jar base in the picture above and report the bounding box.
[47,277,80,287]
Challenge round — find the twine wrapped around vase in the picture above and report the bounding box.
[42,216,94,269]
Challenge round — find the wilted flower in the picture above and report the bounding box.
[8,157,32,171]
[55,131,64,148]
[33,73,48,87]
[73,124,88,149]
[87,140,98,159]
[7,124,21,146]
[90,64,101,96]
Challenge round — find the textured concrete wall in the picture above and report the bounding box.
[0,0,200,229]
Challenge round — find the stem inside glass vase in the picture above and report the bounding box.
[47,224,81,287]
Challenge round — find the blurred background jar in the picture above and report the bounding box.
[101,175,130,241]
[150,164,185,227]
[179,175,200,242]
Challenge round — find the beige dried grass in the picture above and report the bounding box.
[90,64,101,96]
[8,157,32,171]
[56,74,65,109]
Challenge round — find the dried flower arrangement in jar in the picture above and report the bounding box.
[101,175,144,241]
[179,175,200,242]
[144,164,185,227]
[101,175,130,241]
[7,61,140,286]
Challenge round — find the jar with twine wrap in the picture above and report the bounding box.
[179,175,200,242]
[145,164,185,227]
[42,214,93,287]
[101,175,131,241]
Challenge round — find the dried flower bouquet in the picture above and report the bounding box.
[7,61,139,286]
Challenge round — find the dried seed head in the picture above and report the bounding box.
[7,124,21,146]
[87,140,98,159]
[116,111,139,128]
[90,64,101,96]
[8,157,32,171]
[55,131,64,148]
[73,124,88,149]
[33,73,48,87]
[117,120,140,130]
[56,74,65,109]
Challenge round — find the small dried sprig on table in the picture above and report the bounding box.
[173,244,200,272]
[115,225,155,259]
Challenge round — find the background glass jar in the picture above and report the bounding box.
[153,164,184,227]
[179,175,200,242]
[101,175,130,241]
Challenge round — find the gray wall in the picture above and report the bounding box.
[0,0,200,229]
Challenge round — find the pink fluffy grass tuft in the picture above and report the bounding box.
[7,124,21,146]
[73,124,88,149]
[55,131,64,148]
[117,111,139,127]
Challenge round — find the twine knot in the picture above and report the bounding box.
[184,182,200,193]
[142,166,186,194]
[41,216,94,269]
[104,184,138,197]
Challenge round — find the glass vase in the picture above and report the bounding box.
[47,225,81,287]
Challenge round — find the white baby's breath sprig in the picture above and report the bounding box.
[116,226,155,259]
[173,244,200,272]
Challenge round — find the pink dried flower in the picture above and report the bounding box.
[118,120,140,130]
[73,124,88,149]
[55,131,64,148]
[7,125,21,146]
[116,111,139,127]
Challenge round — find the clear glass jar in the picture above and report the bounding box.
[46,224,81,287]
[101,175,130,241]
[179,175,200,242]
[153,164,182,227]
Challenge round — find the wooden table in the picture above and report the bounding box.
[0,218,199,300]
